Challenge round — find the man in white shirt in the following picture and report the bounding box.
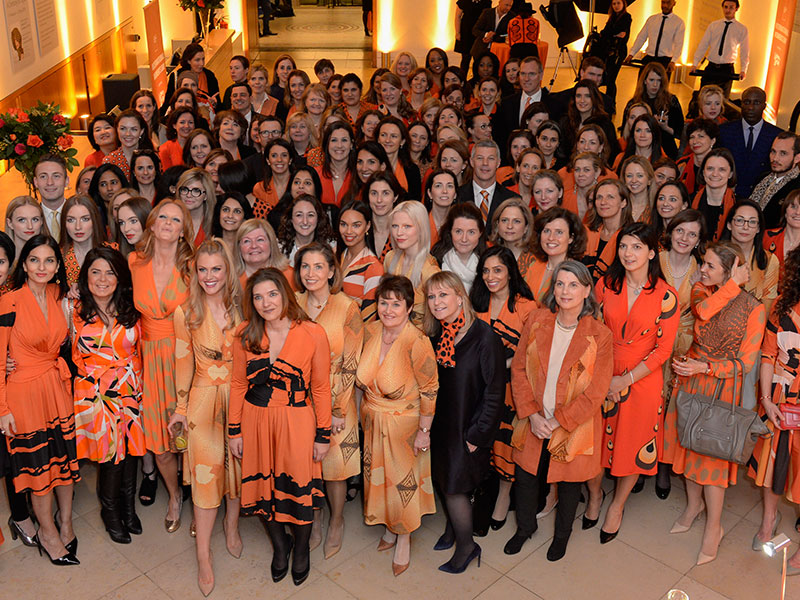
[691,0,749,96]
[625,0,685,75]
[33,154,69,243]
[498,55,551,150]
[455,140,517,233]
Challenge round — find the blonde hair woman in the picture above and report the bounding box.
[234,218,292,289]
[285,112,324,167]
[175,168,217,247]
[384,200,440,326]
[4,195,48,260]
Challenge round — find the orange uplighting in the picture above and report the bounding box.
[434,0,454,50]
[377,0,395,53]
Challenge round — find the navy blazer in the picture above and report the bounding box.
[456,180,519,235]
[718,119,783,198]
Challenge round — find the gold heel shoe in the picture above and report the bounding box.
[165,495,183,533]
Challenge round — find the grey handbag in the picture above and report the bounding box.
[675,358,771,465]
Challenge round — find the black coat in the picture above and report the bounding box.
[496,88,552,152]
[456,0,492,54]
[430,319,505,494]
[470,7,516,57]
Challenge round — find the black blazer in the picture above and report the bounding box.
[470,8,516,57]
[456,180,519,234]
[497,88,552,151]
[718,119,784,198]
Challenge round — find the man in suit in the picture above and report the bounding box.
[549,56,616,120]
[750,132,800,227]
[470,0,516,60]
[456,140,518,234]
[717,86,783,198]
[230,82,268,147]
[497,55,550,151]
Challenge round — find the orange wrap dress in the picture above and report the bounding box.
[296,292,364,481]
[477,296,536,480]
[0,284,79,495]
[356,320,439,534]
[583,229,620,281]
[174,306,242,509]
[129,254,189,454]
[341,248,384,322]
[523,260,552,304]
[595,278,680,476]
[72,312,145,463]
[670,279,766,487]
[229,320,332,523]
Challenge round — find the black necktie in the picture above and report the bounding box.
[654,15,668,57]
[747,126,754,152]
[718,21,732,57]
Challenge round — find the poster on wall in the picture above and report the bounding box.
[764,0,798,121]
[3,0,36,72]
[143,0,169,105]
[33,0,59,56]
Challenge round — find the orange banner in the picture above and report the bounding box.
[143,0,168,106]
[764,0,797,122]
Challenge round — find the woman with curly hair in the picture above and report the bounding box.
[278,194,336,262]
[526,207,588,301]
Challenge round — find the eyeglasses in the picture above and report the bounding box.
[178,186,205,197]
[732,217,759,228]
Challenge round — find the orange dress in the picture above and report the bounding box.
[252,181,281,219]
[523,260,552,304]
[583,229,620,281]
[129,254,189,454]
[595,278,680,476]
[102,148,132,181]
[356,320,438,534]
[316,167,353,208]
[159,139,185,170]
[296,292,363,481]
[477,296,536,480]
[64,242,119,285]
[670,279,766,487]
[383,250,440,328]
[0,284,79,495]
[691,187,736,241]
[229,320,332,523]
[340,248,384,322]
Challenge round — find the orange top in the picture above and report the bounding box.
[584,229,620,281]
[252,181,281,219]
[102,148,131,181]
[315,167,353,208]
[393,161,409,192]
[84,149,108,168]
[159,139,184,170]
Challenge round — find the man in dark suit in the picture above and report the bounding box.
[717,86,783,198]
[497,55,551,151]
[750,132,800,227]
[549,56,616,120]
[470,0,516,59]
[456,140,519,235]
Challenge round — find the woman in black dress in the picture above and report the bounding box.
[598,0,632,102]
[423,271,505,574]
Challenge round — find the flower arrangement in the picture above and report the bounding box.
[177,0,225,10]
[0,101,78,190]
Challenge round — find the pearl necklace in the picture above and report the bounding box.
[664,253,690,280]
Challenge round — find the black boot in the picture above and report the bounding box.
[120,456,143,535]
[98,461,131,544]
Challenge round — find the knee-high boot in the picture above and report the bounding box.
[98,461,131,544]
[120,456,143,535]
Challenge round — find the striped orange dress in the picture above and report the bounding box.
[476,296,536,480]
[72,312,145,463]
[341,247,385,322]
[0,284,79,495]
[229,320,332,523]
[356,320,439,534]
[129,254,189,454]
[296,292,364,481]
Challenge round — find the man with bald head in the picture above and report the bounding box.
[718,87,783,197]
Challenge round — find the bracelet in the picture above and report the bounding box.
[760,395,772,403]
[629,372,635,385]
[418,426,430,434]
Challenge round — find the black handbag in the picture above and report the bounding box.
[675,358,771,465]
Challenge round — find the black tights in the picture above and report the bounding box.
[5,471,29,523]
[439,492,476,566]
[265,519,312,574]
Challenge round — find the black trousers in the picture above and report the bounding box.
[514,445,582,540]
[700,62,735,97]
[259,0,273,34]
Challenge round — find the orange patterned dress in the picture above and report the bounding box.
[356,320,438,534]
[670,279,766,487]
[174,306,242,509]
[229,320,332,524]
[341,248,385,322]
[296,292,364,481]
[129,254,189,454]
[595,278,680,476]
[72,312,145,463]
[477,296,536,480]
[0,284,79,495]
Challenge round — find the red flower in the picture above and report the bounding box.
[52,114,66,126]
[16,111,29,123]
[9,134,16,141]
[26,134,43,148]
[14,143,26,155]
[57,134,73,151]
[197,0,205,6]
[0,119,5,128]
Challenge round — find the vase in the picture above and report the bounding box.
[195,7,210,40]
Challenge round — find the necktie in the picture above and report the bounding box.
[654,15,668,57]
[49,210,60,242]
[525,95,533,109]
[747,126,754,152]
[480,190,490,222]
[718,21,731,57]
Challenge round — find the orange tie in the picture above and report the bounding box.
[525,95,533,109]
[480,190,490,222]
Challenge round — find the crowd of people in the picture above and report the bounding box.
[0,0,798,596]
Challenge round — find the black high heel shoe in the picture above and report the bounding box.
[35,534,80,566]
[600,510,624,544]
[271,538,293,583]
[291,562,310,586]
[7,516,37,547]
[489,516,507,531]
[433,532,455,551]
[581,490,607,530]
[655,464,672,499]
[438,543,482,574]
[65,537,78,555]
[631,475,646,494]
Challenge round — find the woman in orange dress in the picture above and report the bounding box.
[295,243,364,559]
[229,268,331,587]
[73,247,144,546]
[0,235,79,565]
[560,153,603,221]
[364,171,404,262]
[59,196,110,286]
[235,218,294,291]
[356,275,438,576]
[471,246,535,532]
[338,200,385,321]
[170,239,243,595]
[129,199,192,533]
[505,260,614,560]
[425,169,458,247]
[589,223,679,543]
[316,122,356,210]
[669,241,765,565]
[583,179,634,281]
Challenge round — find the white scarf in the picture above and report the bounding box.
[442,249,479,293]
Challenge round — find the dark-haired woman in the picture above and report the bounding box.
[764,190,800,281]
[364,171,403,261]
[211,191,254,250]
[73,247,143,545]
[162,43,220,117]
[691,148,737,241]
[613,114,664,171]
[588,223,678,542]
[88,164,126,228]
[229,268,331,586]
[131,89,166,147]
[317,122,357,210]
[267,165,324,235]
[160,107,198,170]
[598,0,631,101]
[627,62,683,159]
[505,260,614,560]
[377,116,422,200]
[253,139,295,220]
[559,80,616,157]
[103,109,154,181]
[425,169,458,246]
[652,180,690,241]
[338,200,385,321]
[117,197,152,259]
[471,246,535,533]
[0,235,80,565]
[583,180,633,281]
[130,150,161,205]
[85,114,118,168]
[59,196,110,286]
[433,203,487,294]
[183,129,217,169]
[278,194,336,262]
